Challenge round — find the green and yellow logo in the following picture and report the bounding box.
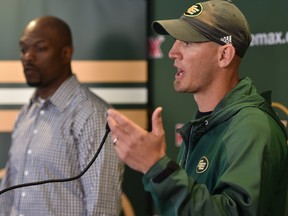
[184,3,203,18]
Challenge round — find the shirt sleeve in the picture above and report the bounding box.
[77,111,124,215]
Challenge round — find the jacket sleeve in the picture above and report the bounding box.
[142,110,288,216]
[142,156,238,216]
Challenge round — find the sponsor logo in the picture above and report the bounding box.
[148,35,165,59]
[175,123,184,147]
[184,3,203,17]
[196,156,209,173]
[251,31,288,46]
[220,35,232,44]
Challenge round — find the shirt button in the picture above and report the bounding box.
[24,171,29,176]
[27,149,32,154]
[33,129,38,134]
[40,110,45,115]
[21,192,26,197]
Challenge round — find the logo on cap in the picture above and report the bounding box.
[220,35,233,44]
[196,156,209,173]
[184,3,203,17]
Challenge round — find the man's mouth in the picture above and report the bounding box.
[175,69,184,79]
[24,65,38,75]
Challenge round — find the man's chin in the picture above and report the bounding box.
[174,83,183,93]
[27,82,40,87]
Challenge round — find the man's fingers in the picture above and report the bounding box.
[107,109,128,126]
[151,107,164,137]
[107,108,141,136]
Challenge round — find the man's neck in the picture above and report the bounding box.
[195,76,239,112]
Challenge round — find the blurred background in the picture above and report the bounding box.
[0,0,287,215]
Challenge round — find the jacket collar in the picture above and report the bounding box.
[178,77,287,144]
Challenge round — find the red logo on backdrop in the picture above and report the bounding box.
[148,35,165,59]
[175,123,184,147]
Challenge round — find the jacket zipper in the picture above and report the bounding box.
[183,124,194,171]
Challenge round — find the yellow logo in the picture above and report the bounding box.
[272,102,288,128]
[184,3,203,17]
[196,156,209,173]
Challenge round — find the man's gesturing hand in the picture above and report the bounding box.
[107,107,166,173]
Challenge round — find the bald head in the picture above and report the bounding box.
[19,16,74,97]
[24,16,73,48]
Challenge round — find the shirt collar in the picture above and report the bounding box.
[29,74,80,112]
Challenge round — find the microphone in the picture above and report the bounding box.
[105,122,110,132]
[0,123,111,195]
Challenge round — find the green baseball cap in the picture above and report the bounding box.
[152,0,251,58]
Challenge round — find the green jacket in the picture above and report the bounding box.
[143,77,288,216]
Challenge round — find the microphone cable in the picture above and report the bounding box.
[0,123,111,195]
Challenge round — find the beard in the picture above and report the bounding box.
[27,81,41,87]
[24,71,42,87]
[25,76,42,87]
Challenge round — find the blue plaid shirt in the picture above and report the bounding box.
[0,75,124,215]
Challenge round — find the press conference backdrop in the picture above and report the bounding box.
[0,0,148,215]
[1,0,288,215]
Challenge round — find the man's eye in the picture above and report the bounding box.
[20,47,27,54]
[37,46,47,52]
[183,41,191,46]
[183,41,197,48]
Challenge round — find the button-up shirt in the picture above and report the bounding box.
[0,75,124,215]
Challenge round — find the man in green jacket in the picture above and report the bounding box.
[107,0,288,215]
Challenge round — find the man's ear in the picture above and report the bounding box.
[218,44,236,68]
[62,46,73,64]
